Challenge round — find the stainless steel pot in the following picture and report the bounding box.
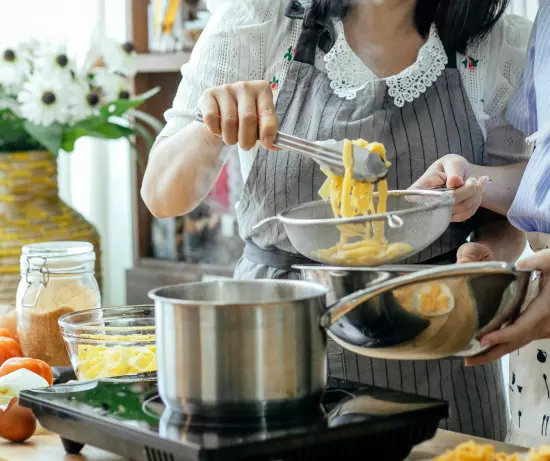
[149,262,532,418]
[296,262,532,360]
[148,276,389,418]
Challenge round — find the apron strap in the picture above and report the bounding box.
[444,45,457,69]
[243,239,317,272]
[285,0,337,65]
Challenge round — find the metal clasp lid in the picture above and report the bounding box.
[22,256,50,308]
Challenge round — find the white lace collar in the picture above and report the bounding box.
[323,21,448,106]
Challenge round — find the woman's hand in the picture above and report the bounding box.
[198,80,279,151]
[465,250,550,366]
[456,221,526,264]
[456,242,495,263]
[409,154,490,222]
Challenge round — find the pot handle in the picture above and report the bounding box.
[319,261,517,329]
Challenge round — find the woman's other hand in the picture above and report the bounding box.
[456,242,495,263]
[409,154,490,222]
[198,80,279,151]
[465,250,550,366]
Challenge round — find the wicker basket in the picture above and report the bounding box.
[0,151,101,310]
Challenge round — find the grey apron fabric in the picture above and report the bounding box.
[233,1,507,440]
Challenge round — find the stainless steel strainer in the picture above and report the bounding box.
[252,190,455,267]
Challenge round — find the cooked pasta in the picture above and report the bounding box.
[434,441,522,461]
[526,445,550,461]
[75,336,157,380]
[315,139,413,265]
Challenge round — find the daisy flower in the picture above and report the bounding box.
[97,38,137,77]
[93,69,131,102]
[18,74,75,126]
[0,47,31,89]
[70,86,102,123]
[33,44,74,82]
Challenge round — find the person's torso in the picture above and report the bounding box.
[235,3,491,272]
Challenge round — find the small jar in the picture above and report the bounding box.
[16,241,101,366]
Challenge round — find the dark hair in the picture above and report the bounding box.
[310,0,510,54]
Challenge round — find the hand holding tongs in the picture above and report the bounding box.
[195,114,389,183]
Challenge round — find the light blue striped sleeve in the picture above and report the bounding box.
[507,2,550,234]
[506,17,538,137]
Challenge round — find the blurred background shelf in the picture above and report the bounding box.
[135,51,191,73]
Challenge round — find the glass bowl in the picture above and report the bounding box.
[58,305,156,381]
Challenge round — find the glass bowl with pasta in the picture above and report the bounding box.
[253,139,455,267]
[59,305,156,381]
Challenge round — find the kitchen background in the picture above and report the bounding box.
[0,0,540,414]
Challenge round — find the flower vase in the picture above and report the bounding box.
[0,151,101,312]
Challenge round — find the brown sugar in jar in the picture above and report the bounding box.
[16,242,101,367]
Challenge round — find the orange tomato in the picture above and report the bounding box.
[0,328,18,344]
[0,311,17,338]
[0,397,37,442]
[0,358,53,385]
[0,338,22,367]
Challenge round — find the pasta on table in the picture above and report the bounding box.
[434,440,550,460]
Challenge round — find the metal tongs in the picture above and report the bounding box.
[195,114,389,183]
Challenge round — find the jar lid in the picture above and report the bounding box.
[22,241,94,258]
[20,241,96,274]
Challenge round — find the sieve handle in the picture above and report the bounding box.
[251,216,279,234]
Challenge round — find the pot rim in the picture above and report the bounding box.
[293,264,433,272]
[148,279,330,306]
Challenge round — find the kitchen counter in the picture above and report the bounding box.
[0,430,528,461]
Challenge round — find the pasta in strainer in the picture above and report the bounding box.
[315,139,413,265]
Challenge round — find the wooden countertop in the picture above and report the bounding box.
[0,430,528,461]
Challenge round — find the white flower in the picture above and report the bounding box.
[0,47,31,89]
[70,87,102,123]
[18,74,75,126]
[33,44,74,82]
[93,69,131,102]
[97,38,137,77]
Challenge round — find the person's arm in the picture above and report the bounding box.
[141,0,287,218]
[468,162,527,215]
[410,15,534,220]
[471,14,536,216]
[142,123,225,218]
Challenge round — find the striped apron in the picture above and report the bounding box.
[234,1,507,440]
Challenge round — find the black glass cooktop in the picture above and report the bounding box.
[20,376,448,461]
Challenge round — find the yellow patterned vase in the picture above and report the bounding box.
[0,151,101,311]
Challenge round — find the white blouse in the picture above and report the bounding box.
[159,0,533,187]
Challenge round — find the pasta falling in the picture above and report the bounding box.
[314,139,412,265]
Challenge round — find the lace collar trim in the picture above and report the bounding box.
[323,21,449,106]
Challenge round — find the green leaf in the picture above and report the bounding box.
[62,117,135,152]
[23,121,63,154]
[99,86,161,118]
[131,119,155,151]
[127,109,165,134]
[0,119,27,145]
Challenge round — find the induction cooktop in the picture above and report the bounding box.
[19,375,448,461]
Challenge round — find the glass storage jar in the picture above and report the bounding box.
[16,241,101,366]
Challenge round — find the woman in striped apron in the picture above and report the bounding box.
[142,0,532,440]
